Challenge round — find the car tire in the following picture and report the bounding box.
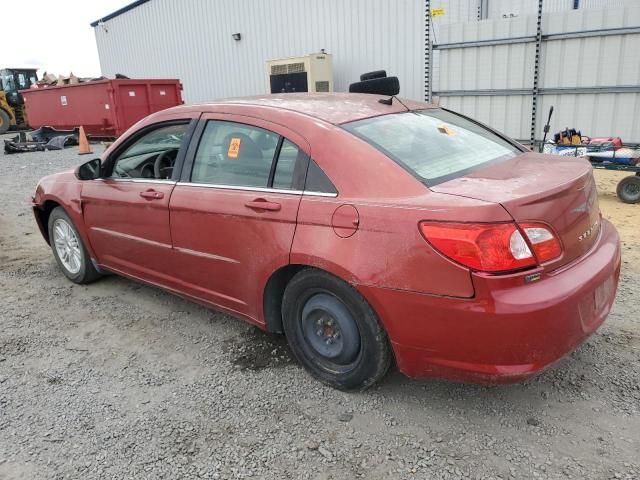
[359,70,387,81]
[348,76,400,96]
[616,175,640,204]
[0,109,11,134]
[47,207,101,284]
[282,269,392,391]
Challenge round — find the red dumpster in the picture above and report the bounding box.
[21,79,183,138]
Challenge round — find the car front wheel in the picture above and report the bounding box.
[282,269,392,391]
[47,207,101,284]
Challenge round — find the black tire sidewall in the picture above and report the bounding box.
[282,269,391,391]
[359,70,387,81]
[617,176,640,204]
[47,207,95,283]
[0,109,10,134]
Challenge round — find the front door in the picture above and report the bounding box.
[82,121,192,283]
[169,115,310,323]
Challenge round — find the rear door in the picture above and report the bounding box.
[169,114,309,322]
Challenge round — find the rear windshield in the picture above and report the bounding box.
[343,109,521,186]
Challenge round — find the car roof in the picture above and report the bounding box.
[176,93,437,125]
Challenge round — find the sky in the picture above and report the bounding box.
[4,0,133,78]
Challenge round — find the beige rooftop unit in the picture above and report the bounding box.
[266,52,333,94]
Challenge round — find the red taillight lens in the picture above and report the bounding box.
[419,222,536,272]
[419,221,562,273]
[520,223,562,263]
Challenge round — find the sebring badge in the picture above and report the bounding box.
[578,219,599,242]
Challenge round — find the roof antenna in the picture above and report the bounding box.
[379,96,411,112]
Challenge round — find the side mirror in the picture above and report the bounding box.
[76,158,101,180]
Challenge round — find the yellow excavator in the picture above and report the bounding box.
[0,68,38,133]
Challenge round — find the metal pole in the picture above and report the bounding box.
[530,0,544,147]
[425,0,432,103]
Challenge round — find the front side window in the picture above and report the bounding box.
[17,74,28,89]
[343,109,521,186]
[111,123,189,179]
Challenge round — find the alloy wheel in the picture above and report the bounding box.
[52,218,82,274]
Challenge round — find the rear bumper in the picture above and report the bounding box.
[360,219,621,384]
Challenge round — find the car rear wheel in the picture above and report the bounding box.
[616,175,640,204]
[282,269,391,391]
[48,207,101,284]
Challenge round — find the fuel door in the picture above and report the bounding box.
[331,204,359,238]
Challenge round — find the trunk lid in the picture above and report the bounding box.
[430,152,601,270]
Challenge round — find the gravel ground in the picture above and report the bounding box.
[0,137,639,480]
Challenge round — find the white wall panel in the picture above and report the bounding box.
[95,0,426,103]
[579,0,638,10]
[436,4,640,142]
[430,0,480,25]
[486,0,635,18]
[441,94,532,139]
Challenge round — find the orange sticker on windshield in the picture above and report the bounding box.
[228,137,241,158]
[437,124,456,136]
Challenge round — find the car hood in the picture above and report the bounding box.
[431,152,601,270]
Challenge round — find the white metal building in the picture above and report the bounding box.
[93,0,640,142]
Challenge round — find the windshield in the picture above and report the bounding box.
[1,75,15,92]
[343,109,521,186]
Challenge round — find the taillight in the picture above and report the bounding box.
[419,221,561,273]
[519,223,562,263]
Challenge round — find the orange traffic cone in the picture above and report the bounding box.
[78,126,93,155]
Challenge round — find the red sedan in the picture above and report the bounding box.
[32,93,621,390]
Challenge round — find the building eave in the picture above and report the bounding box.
[90,0,150,27]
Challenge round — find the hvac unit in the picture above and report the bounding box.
[266,52,333,94]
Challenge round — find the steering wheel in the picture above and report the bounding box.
[154,149,177,179]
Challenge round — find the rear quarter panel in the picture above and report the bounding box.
[290,121,516,299]
[292,191,512,299]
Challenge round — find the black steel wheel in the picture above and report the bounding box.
[282,269,391,391]
[301,293,361,364]
[616,175,640,204]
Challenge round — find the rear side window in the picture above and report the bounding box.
[305,160,337,194]
[343,109,520,186]
[191,120,308,190]
[273,139,305,190]
[191,121,279,187]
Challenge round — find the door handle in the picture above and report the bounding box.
[244,199,281,211]
[139,189,164,200]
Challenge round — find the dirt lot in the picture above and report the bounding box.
[0,140,638,480]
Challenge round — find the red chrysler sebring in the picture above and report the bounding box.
[32,93,621,390]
